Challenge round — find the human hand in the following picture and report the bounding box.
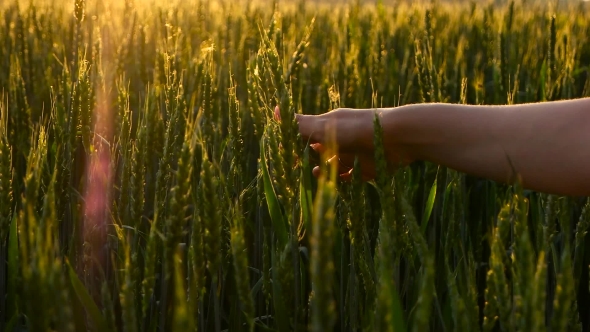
[275,106,413,181]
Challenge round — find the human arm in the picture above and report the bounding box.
[295,98,590,196]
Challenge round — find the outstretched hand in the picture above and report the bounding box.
[273,98,590,196]
[275,106,413,181]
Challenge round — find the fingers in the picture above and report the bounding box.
[310,152,376,181]
[296,113,322,144]
[275,106,377,182]
[312,166,321,178]
[299,109,372,154]
[278,106,373,154]
[276,106,322,144]
[310,143,324,153]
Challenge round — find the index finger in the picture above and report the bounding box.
[296,113,323,144]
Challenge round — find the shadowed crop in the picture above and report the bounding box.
[1,0,590,331]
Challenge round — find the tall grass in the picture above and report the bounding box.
[1,0,590,331]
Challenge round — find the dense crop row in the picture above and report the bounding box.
[1,0,590,331]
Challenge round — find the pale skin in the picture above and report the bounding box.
[276,97,590,197]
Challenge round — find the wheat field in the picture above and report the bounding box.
[1,0,590,331]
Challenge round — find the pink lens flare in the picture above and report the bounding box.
[84,147,112,231]
[83,86,114,274]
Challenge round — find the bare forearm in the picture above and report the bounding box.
[381,99,590,196]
